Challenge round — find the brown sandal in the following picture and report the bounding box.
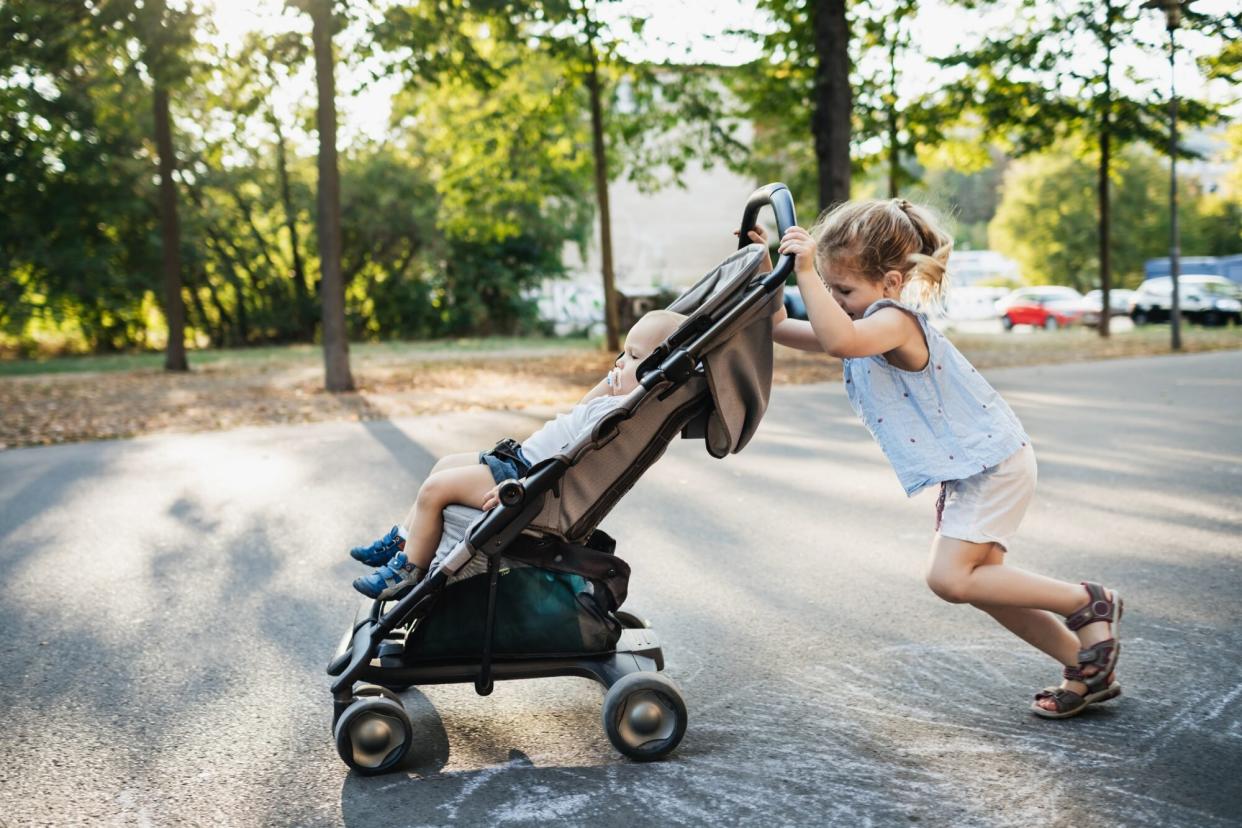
[1064,582,1123,690]
[1031,583,1125,719]
[1032,674,1121,719]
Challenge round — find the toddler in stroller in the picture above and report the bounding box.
[327,183,799,775]
[348,309,687,600]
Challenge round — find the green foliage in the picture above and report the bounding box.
[0,1,161,353]
[938,0,1222,159]
[989,141,1242,290]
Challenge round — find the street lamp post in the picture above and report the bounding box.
[1143,0,1185,350]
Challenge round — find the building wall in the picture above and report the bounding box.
[565,162,766,292]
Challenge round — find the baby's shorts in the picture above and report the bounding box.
[478,438,533,484]
[936,442,1037,552]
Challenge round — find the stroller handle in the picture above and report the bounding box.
[736,182,798,289]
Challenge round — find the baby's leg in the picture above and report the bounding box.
[430,452,480,474]
[402,464,497,570]
[395,452,480,530]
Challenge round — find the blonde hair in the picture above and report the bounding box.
[812,198,953,308]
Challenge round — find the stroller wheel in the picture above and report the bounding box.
[334,696,413,775]
[614,611,650,630]
[601,673,687,761]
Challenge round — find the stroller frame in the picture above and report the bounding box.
[327,184,798,774]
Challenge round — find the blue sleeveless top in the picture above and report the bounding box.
[842,299,1029,496]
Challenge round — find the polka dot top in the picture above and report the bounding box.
[842,299,1030,496]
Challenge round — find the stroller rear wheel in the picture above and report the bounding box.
[334,696,413,775]
[601,672,687,761]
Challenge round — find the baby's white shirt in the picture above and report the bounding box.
[520,394,624,465]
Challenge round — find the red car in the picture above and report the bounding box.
[995,287,1087,330]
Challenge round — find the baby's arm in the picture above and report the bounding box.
[779,227,919,358]
[578,376,612,404]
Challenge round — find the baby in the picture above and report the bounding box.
[350,309,687,599]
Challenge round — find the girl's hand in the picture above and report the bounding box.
[734,225,772,273]
[778,227,817,279]
[481,484,502,511]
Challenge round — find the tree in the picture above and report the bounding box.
[377,0,737,350]
[0,1,159,354]
[853,0,951,198]
[126,0,199,370]
[941,0,1223,336]
[289,0,352,392]
[989,140,1240,291]
[740,0,853,213]
[377,14,595,335]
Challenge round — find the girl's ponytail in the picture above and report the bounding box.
[896,200,953,309]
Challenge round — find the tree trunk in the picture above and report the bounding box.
[309,0,353,391]
[812,0,852,210]
[273,111,314,339]
[585,28,621,352]
[154,86,188,371]
[886,33,899,199]
[1097,0,1113,338]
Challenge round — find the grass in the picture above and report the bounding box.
[0,335,601,377]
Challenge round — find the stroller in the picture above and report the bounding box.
[327,184,799,774]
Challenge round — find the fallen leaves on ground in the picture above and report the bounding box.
[1,329,1238,449]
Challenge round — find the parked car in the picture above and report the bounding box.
[783,285,808,320]
[1129,275,1242,326]
[940,286,1009,322]
[995,286,1087,330]
[1081,288,1135,327]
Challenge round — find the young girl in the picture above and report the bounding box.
[756,199,1123,719]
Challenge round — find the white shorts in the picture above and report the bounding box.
[936,443,1037,551]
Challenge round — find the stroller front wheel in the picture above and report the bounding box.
[602,672,687,761]
[334,696,413,775]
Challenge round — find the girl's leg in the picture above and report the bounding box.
[925,535,1117,711]
[963,543,1080,666]
[924,534,1086,614]
[402,464,497,570]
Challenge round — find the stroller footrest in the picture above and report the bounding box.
[615,627,664,671]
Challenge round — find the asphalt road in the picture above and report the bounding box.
[1,351,1240,827]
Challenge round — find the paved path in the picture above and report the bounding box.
[1,351,1240,827]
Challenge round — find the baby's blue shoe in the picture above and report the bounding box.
[349,526,404,566]
[353,552,422,600]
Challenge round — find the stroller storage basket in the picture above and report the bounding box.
[405,531,628,660]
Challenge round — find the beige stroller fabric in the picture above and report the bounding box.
[668,243,781,458]
[523,243,780,541]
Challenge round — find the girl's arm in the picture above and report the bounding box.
[741,224,825,353]
[779,227,918,359]
[772,302,825,352]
